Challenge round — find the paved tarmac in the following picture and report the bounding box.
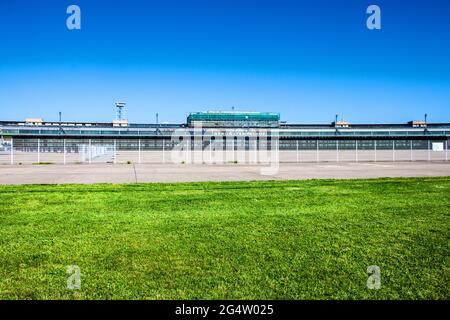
[0,161,449,185]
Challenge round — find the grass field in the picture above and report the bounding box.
[0,177,449,299]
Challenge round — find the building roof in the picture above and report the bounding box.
[187,111,280,122]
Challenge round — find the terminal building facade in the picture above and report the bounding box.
[0,111,449,164]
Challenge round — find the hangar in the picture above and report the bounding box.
[0,110,449,164]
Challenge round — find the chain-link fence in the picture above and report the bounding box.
[0,138,448,165]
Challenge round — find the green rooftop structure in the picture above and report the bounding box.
[187,111,280,128]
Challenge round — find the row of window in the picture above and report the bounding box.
[7,139,445,151]
[2,128,450,137]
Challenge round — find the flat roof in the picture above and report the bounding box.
[187,111,281,122]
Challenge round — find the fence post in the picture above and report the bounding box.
[316,140,319,162]
[355,140,358,162]
[88,139,92,164]
[255,136,258,164]
[446,140,448,161]
[428,140,431,161]
[162,139,165,163]
[336,140,339,162]
[37,138,40,163]
[392,140,395,162]
[113,139,116,164]
[187,137,191,164]
[233,138,235,163]
[209,139,212,163]
[410,140,412,161]
[63,139,66,165]
[138,139,141,164]
[374,140,377,162]
[296,140,299,163]
[10,137,13,165]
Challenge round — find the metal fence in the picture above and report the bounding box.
[0,138,448,165]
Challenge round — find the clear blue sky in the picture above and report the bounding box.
[0,0,449,124]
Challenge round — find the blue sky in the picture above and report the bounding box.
[0,0,449,123]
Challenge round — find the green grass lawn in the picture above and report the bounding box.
[0,177,449,300]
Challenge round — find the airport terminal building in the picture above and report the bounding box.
[1,111,449,164]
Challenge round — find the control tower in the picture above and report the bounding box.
[115,102,126,121]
